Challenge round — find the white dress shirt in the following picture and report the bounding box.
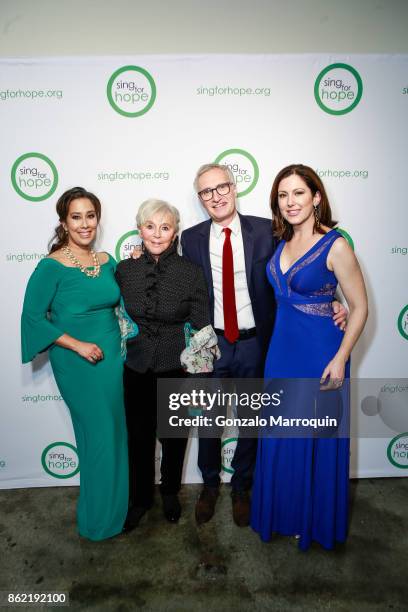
[210,213,255,330]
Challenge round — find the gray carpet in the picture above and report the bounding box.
[1,479,407,611]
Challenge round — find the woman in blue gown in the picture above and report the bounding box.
[251,164,368,551]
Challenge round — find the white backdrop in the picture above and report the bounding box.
[1,54,407,489]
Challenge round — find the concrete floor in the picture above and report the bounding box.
[0,479,407,611]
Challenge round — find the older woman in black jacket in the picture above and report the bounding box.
[116,199,212,528]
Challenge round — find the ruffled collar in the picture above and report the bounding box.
[142,237,179,321]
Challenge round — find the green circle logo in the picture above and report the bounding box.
[387,433,408,469]
[314,63,363,115]
[41,442,79,479]
[214,148,259,197]
[337,228,354,250]
[397,305,408,340]
[11,153,58,202]
[107,65,156,117]
[115,230,141,261]
[221,437,237,474]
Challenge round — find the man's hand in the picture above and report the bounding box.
[131,245,143,259]
[332,300,348,331]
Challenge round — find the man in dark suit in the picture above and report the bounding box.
[181,163,277,527]
[181,164,347,527]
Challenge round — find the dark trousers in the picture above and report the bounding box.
[124,365,188,508]
[198,334,264,492]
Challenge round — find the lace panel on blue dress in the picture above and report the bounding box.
[293,302,333,317]
[269,257,282,293]
[310,283,337,297]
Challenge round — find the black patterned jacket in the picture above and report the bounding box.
[115,239,210,373]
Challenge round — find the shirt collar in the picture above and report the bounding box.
[211,212,241,238]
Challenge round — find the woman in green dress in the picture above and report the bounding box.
[21,187,128,541]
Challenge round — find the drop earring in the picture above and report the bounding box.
[313,204,320,229]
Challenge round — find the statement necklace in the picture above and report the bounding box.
[62,246,101,278]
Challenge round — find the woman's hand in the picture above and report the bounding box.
[320,355,346,390]
[75,341,104,364]
[54,334,104,363]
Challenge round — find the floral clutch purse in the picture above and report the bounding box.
[181,323,221,374]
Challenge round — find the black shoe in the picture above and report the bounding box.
[161,494,181,523]
[122,506,149,532]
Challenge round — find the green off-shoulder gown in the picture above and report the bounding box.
[21,255,128,541]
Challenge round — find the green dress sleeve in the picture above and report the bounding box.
[21,258,65,363]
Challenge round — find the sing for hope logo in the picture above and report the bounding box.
[41,442,79,479]
[214,148,259,197]
[221,437,237,474]
[115,230,142,261]
[397,305,408,341]
[11,153,58,202]
[314,63,363,115]
[387,433,408,469]
[107,65,156,117]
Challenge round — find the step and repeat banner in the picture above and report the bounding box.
[0,54,407,489]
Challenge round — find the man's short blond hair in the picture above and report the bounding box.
[193,163,235,193]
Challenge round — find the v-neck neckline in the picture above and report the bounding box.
[278,229,336,276]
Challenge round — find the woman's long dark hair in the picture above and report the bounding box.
[270,164,337,241]
[48,187,102,253]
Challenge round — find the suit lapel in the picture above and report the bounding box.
[198,220,214,310]
[239,213,254,291]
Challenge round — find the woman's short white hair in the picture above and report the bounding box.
[136,199,180,233]
[193,163,235,192]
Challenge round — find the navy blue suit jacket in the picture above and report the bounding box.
[180,213,278,359]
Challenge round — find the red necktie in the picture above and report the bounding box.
[222,228,239,343]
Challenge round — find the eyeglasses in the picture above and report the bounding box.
[198,182,232,202]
